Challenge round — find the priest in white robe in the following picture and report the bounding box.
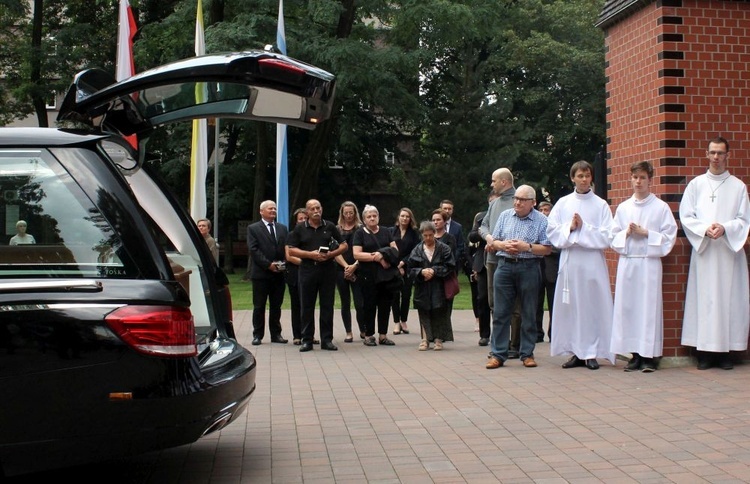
[610,162,677,372]
[679,137,750,370]
[547,161,615,369]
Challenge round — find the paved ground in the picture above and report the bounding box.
[26,309,750,483]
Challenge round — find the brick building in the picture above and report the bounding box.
[597,0,750,364]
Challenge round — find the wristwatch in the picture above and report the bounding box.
[527,243,533,254]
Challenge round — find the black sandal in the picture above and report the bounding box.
[378,337,396,346]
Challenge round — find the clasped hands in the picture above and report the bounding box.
[706,223,725,239]
[626,223,648,238]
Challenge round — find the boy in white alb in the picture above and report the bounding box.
[610,161,677,372]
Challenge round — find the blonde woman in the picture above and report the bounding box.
[335,201,364,342]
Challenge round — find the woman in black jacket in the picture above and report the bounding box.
[390,207,420,335]
[407,221,456,351]
[353,205,399,347]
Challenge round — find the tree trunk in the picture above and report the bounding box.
[31,0,47,127]
[289,0,355,208]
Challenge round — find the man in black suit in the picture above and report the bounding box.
[247,200,289,345]
[440,200,466,271]
[468,191,498,346]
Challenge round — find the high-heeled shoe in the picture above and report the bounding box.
[393,322,402,335]
[400,323,409,334]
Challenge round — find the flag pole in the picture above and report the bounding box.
[213,118,220,241]
[276,0,289,226]
[189,0,208,220]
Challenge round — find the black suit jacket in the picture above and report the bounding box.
[468,210,487,274]
[447,219,468,274]
[247,220,288,280]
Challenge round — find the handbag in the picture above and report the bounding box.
[443,271,460,299]
[377,265,403,292]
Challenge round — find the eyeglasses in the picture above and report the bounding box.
[513,197,534,202]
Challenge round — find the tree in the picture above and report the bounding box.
[1,0,607,241]
[392,0,606,224]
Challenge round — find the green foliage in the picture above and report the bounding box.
[0,0,607,240]
[393,0,606,226]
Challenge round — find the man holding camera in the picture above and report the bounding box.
[247,200,290,345]
[287,199,348,352]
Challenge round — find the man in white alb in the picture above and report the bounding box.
[610,161,677,372]
[679,137,750,370]
[547,160,615,370]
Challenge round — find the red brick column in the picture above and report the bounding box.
[602,0,750,362]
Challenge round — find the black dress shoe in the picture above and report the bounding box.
[585,359,599,370]
[321,341,338,351]
[299,342,313,352]
[697,358,711,370]
[251,338,261,346]
[641,358,656,373]
[718,353,734,370]
[478,338,489,346]
[624,353,642,372]
[562,355,585,368]
[271,336,288,344]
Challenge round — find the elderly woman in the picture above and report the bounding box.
[390,207,420,335]
[407,221,456,351]
[353,204,399,346]
[9,220,36,245]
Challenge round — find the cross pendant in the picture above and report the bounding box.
[710,194,717,202]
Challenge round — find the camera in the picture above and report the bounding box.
[318,246,330,253]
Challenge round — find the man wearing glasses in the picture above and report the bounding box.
[679,137,750,370]
[485,185,551,369]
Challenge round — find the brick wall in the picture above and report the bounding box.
[603,0,750,358]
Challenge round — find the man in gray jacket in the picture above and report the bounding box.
[479,167,521,357]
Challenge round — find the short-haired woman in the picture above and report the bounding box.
[407,221,456,351]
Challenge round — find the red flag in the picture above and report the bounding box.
[116,0,137,148]
[116,0,136,81]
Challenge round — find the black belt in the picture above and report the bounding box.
[500,256,538,263]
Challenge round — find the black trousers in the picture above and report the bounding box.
[336,269,364,334]
[299,263,336,344]
[476,268,491,339]
[391,274,414,323]
[251,274,285,339]
[287,281,302,340]
[360,276,394,336]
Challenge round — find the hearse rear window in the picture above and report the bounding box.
[0,149,131,278]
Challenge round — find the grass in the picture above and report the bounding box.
[226,272,476,310]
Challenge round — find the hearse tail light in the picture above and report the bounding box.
[105,306,197,357]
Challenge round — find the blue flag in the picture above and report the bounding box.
[275,0,289,226]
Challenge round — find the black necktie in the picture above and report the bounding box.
[268,223,276,241]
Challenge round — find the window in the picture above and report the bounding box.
[45,92,57,110]
[0,149,130,278]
